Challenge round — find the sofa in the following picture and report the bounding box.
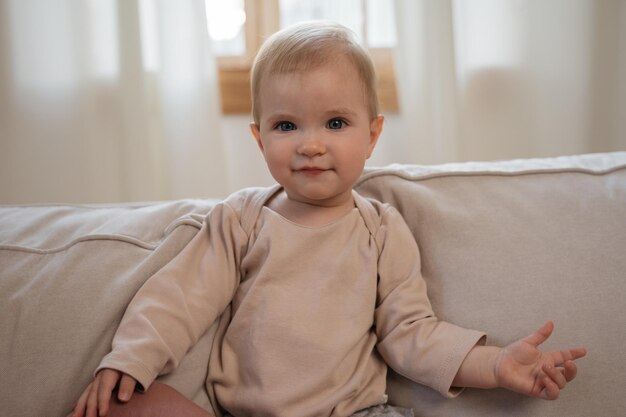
[1,152,625,417]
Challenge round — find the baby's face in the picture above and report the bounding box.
[251,58,382,208]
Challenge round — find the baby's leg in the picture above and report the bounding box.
[107,381,214,417]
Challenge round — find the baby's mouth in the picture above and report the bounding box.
[295,166,331,176]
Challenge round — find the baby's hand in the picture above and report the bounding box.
[495,321,587,400]
[72,368,137,417]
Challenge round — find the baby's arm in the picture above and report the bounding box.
[452,321,587,399]
[72,368,136,417]
[70,201,247,416]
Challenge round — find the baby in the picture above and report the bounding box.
[73,21,586,417]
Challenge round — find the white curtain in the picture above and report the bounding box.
[2,1,625,204]
[0,0,227,204]
[391,0,626,165]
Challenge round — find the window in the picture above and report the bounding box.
[206,0,399,114]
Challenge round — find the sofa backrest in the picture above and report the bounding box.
[355,152,626,416]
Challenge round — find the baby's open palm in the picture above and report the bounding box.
[495,321,587,400]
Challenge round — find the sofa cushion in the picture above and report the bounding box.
[355,152,626,417]
[0,200,219,417]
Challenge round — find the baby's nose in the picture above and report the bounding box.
[297,135,326,156]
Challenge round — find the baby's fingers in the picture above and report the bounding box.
[523,321,554,348]
[117,374,137,402]
[540,376,560,400]
[543,363,566,389]
[569,347,587,361]
[86,377,103,417]
[547,346,586,370]
[96,369,122,416]
[563,360,578,382]
[71,382,93,417]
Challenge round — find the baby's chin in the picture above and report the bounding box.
[283,187,353,208]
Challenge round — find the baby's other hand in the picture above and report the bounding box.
[495,321,587,400]
[71,368,137,417]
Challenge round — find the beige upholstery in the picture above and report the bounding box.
[1,152,625,417]
[0,201,218,416]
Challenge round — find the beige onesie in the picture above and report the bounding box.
[99,185,485,417]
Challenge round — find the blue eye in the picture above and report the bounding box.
[277,122,296,131]
[327,119,346,129]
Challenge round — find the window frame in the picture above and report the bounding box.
[216,0,398,115]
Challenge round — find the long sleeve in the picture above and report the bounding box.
[373,206,485,397]
[97,201,248,390]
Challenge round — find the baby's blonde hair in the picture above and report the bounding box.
[250,21,379,125]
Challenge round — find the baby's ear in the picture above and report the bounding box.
[250,123,264,151]
[367,115,384,157]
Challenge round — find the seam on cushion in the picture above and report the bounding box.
[0,222,203,254]
[356,161,626,188]
[163,215,206,235]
